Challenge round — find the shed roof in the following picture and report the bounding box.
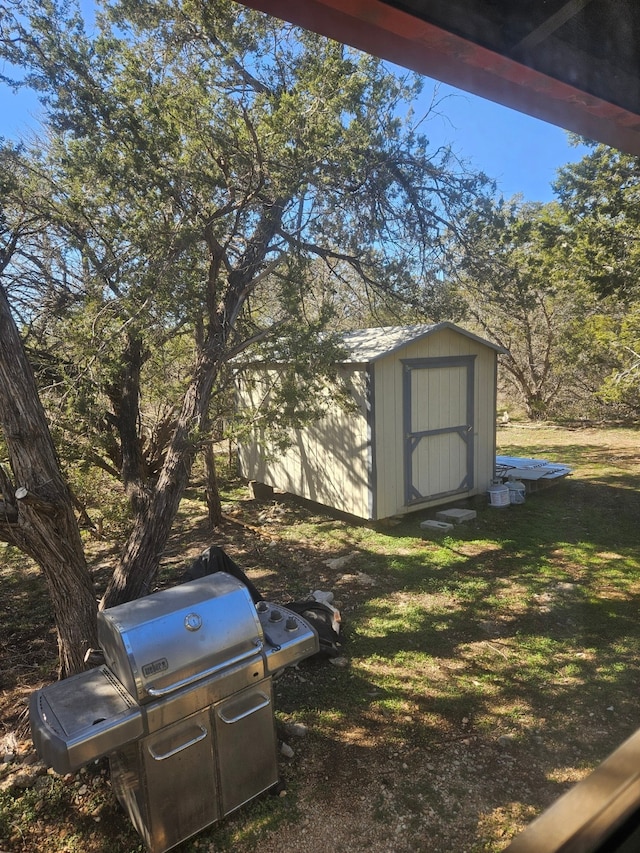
[340,321,505,364]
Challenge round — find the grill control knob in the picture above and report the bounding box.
[269,609,283,622]
[256,601,268,613]
[285,617,298,631]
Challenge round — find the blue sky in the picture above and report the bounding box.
[1,40,589,205]
[409,79,590,203]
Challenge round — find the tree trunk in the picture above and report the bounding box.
[204,442,223,528]
[105,332,150,513]
[102,202,285,608]
[0,283,98,677]
[101,347,219,607]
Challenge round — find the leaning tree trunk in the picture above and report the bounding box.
[101,347,220,608]
[102,203,285,608]
[0,284,98,677]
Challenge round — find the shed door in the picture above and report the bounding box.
[402,356,476,505]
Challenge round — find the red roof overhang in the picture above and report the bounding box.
[238,0,640,155]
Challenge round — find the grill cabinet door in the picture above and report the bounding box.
[111,707,219,853]
[214,679,278,815]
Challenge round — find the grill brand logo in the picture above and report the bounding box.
[142,658,169,677]
[184,612,203,631]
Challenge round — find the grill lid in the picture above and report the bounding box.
[98,573,263,704]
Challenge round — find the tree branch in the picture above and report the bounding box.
[15,485,58,515]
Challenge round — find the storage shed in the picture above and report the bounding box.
[237,322,504,521]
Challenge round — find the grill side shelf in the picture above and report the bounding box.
[29,666,144,775]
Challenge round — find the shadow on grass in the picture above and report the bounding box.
[2,442,639,853]
[256,471,640,846]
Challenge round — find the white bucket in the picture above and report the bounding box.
[507,479,526,504]
[488,484,510,507]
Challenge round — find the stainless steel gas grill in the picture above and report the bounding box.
[30,573,318,853]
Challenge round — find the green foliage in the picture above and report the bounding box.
[596,305,640,415]
[451,198,590,419]
[553,144,640,416]
[554,145,640,301]
[453,174,640,420]
[0,0,493,545]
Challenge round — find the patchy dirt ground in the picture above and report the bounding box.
[1,573,539,853]
[2,424,640,853]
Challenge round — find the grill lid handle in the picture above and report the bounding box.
[145,640,263,698]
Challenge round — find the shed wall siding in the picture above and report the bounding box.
[237,367,371,518]
[373,327,497,517]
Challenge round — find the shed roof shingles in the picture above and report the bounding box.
[340,321,505,363]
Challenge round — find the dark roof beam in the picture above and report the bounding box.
[512,32,640,117]
[512,0,595,52]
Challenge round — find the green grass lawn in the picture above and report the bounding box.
[1,422,639,852]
